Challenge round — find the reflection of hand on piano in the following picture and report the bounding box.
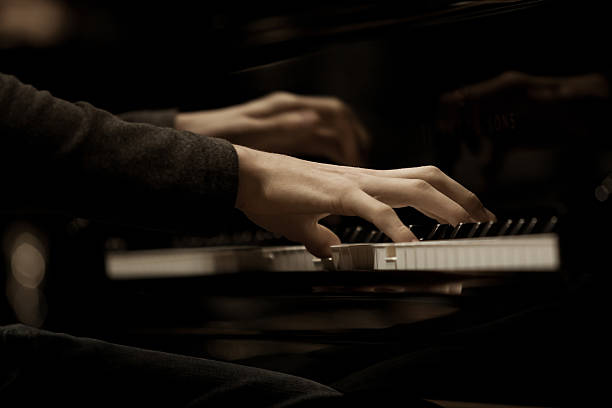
[233,144,496,258]
[175,91,371,166]
[437,70,611,153]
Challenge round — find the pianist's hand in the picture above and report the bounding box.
[176,91,370,166]
[234,145,496,258]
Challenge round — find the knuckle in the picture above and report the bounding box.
[329,97,346,114]
[332,183,360,214]
[270,91,297,106]
[270,90,290,99]
[409,178,431,192]
[373,204,395,220]
[421,165,443,180]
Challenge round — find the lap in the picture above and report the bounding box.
[0,324,341,408]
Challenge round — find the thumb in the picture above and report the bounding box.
[300,222,341,258]
[242,213,341,258]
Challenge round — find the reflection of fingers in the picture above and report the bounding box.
[316,128,361,166]
[307,102,362,165]
[340,128,363,166]
[453,71,531,102]
[347,108,372,152]
[289,94,350,116]
[360,176,474,225]
[279,95,365,148]
[240,92,303,117]
[299,132,348,165]
[241,92,352,118]
[343,189,417,243]
[253,109,320,133]
[248,93,368,166]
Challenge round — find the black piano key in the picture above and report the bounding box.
[498,219,514,236]
[466,222,482,238]
[449,224,462,239]
[408,225,429,241]
[371,230,385,243]
[449,223,477,239]
[477,221,495,237]
[508,218,525,235]
[426,224,451,240]
[363,230,378,243]
[522,217,539,235]
[541,216,559,233]
[347,226,364,243]
[341,227,353,242]
[480,220,512,237]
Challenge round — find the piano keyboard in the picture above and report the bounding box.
[105,217,561,279]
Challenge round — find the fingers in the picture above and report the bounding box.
[251,109,320,134]
[359,176,475,225]
[288,95,366,165]
[342,189,417,243]
[300,222,342,258]
[441,71,531,105]
[242,92,368,166]
[248,111,351,165]
[391,166,493,221]
[314,127,361,166]
[244,211,341,258]
[251,110,364,166]
[318,165,495,222]
[242,92,354,120]
[239,92,303,117]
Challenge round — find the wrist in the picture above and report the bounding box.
[234,144,264,211]
[175,112,198,131]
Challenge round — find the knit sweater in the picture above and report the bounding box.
[0,72,239,233]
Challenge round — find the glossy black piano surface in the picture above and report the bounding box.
[1,1,611,405]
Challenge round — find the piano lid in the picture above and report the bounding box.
[213,0,553,70]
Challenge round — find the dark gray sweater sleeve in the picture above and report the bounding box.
[0,73,239,233]
[118,109,178,128]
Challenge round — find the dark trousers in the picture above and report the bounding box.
[0,324,343,408]
[0,324,442,408]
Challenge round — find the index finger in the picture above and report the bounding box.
[342,189,417,243]
[370,166,495,222]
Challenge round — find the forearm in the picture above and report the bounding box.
[0,73,238,232]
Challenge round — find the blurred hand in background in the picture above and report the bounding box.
[176,91,371,167]
[437,70,611,154]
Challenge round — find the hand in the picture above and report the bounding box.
[234,145,496,258]
[176,91,371,166]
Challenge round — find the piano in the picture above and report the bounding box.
[2,0,611,406]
